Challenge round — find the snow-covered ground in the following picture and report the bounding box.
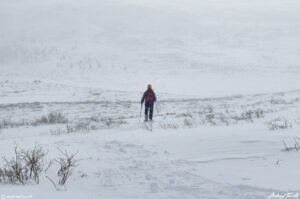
[1,0,300,198]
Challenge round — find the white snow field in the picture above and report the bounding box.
[1,0,300,198]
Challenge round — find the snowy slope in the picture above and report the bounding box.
[1,0,300,198]
[1,0,300,96]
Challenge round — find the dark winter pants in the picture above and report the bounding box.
[145,103,154,121]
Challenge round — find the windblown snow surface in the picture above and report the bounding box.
[1,0,300,198]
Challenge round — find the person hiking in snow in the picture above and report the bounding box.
[141,84,156,121]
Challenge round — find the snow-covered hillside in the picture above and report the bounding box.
[1,0,300,198]
[1,0,300,96]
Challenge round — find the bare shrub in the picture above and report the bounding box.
[0,119,30,129]
[0,147,28,184]
[46,149,79,190]
[33,112,68,125]
[50,127,66,136]
[266,118,293,130]
[55,149,79,185]
[205,114,216,125]
[232,109,264,123]
[0,146,79,188]
[66,120,96,133]
[254,109,264,118]
[99,117,127,128]
[100,117,113,127]
[159,122,179,129]
[65,117,127,134]
[0,119,12,129]
[0,146,46,184]
[219,114,229,125]
[242,110,254,122]
[183,118,194,127]
[200,112,228,126]
[22,145,47,184]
